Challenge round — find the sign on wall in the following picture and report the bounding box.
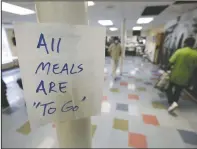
[14,23,106,128]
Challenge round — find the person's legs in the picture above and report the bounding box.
[112,59,117,78]
[114,60,119,79]
[168,83,183,112]
[115,59,119,71]
[166,82,174,105]
[173,84,183,103]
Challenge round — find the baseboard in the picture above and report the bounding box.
[183,89,197,103]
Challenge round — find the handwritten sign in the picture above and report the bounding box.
[14,23,106,128]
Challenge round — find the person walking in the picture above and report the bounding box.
[108,37,122,80]
[167,37,197,112]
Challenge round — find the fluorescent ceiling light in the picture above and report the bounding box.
[109,27,118,31]
[137,17,154,24]
[88,1,95,6]
[133,26,142,30]
[98,20,113,26]
[2,2,35,15]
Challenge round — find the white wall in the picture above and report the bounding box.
[5,28,18,57]
[145,36,156,62]
[3,24,18,57]
[143,26,164,62]
[2,26,12,63]
[2,24,19,70]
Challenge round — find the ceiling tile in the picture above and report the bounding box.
[141,5,169,16]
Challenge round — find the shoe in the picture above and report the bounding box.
[168,102,178,112]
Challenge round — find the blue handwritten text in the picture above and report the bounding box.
[37,33,61,54]
[33,96,86,116]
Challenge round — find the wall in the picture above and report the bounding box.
[144,26,164,62]
[2,24,19,70]
[145,36,156,62]
[162,8,197,65]
[2,26,12,63]
[6,28,18,57]
[3,24,18,58]
[107,30,148,49]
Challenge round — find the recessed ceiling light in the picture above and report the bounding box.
[133,26,142,30]
[109,27,118,31]
[106,5,115,9]
[137,17,154,24]
[88,1,95,6]
[98,20,113,26]
[2,2,35,15]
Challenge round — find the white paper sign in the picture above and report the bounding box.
[14,23,106,128]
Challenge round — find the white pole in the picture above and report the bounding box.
[35,2,91,148]
[120,18,126,75]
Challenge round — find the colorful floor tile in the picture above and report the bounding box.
[135,78,143,82]
[113,118,128,131]
[103,96,107,101]
[128,132,148,148]
[128,94,139,100]
[110,88,120,92]
[52,123,56,128]
[137,87,146,92]
[16,121,31,135]
[144,82,153,86]
[142,114,160,126]
[120,81,128,86]
[151,70,159,73]
[115,77,121,81]
[116,103,128,112]
[92,125,97,137]
[3,57,197,148]
[178,129,197,145]
[128,76,135,79]
[152,101,167,110]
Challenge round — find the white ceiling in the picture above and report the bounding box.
[2,1,197,33]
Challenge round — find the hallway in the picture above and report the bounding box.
[2,57,197,148]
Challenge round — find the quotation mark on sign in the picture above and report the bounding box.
[81,96,86,101]
[32,96,87,116]
[33,101,41,108]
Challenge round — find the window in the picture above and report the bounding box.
[2,27,13,64]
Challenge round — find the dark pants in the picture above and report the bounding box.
[166,82,184,104]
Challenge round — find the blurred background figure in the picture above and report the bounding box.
[108,37,122,80]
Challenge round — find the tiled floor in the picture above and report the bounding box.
[2,57,197,148]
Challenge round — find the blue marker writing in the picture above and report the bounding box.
[37,33,62,54]
[40,101,56,116]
